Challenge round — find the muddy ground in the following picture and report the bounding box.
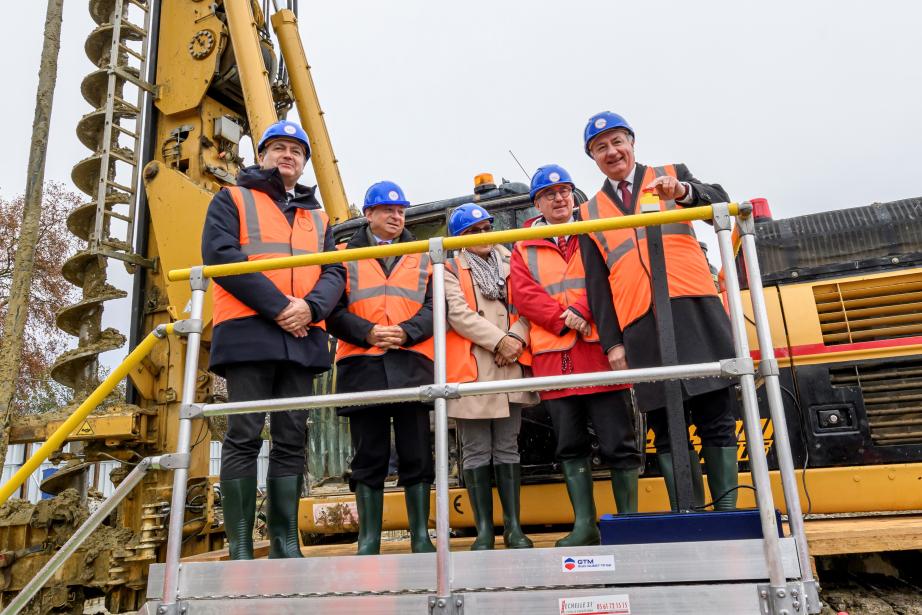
[819,577,922,615]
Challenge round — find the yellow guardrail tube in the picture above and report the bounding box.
[0,324,175,505]
[169,203,740,281]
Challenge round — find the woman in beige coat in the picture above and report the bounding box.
[445,203,538,550]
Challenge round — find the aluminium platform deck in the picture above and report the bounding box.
[143,538,803,614]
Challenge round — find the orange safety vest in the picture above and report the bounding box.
[444,253,530,383]
[516,239,600,355]
[212,186,328,327]
[335,252,434,361]
[579,164,717,329]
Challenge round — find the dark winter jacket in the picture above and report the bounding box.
[579,163,735,411]
[202,165,345,376]
[326,223,434,416]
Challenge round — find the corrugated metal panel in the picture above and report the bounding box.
[831,358,922,445]
[2,442,75,503]
[756,198,922,279]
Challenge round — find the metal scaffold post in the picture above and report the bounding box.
[159,267,209,614]
[713,203,804,614]
[428,236,460,614]
[737,211,820,612]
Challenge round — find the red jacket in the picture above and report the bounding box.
[509,216,629,400]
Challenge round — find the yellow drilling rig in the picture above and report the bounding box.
[3,0,922,612]
[1,1,351,611]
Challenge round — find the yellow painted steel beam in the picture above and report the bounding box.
[0,326,174,505]
[271,9,351,225]
[224,0,277,155]
[9,413,141,444]
[169,203,741,281]
[298,462,922,533]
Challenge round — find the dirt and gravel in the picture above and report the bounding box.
[820,577,922,615]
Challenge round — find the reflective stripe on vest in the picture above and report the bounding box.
[518,240,600,355]
[444,258,479,384]
[444,254,530,383]
[579,165,717,329]
[335,252,434,361]
[212,186,328,327]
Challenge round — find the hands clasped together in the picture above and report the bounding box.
[275,295,312,338]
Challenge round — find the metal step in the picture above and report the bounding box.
[138,583,784,615]
[141,539,804,614]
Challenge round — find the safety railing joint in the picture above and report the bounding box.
[179,403,204,419]
[758,357,781,378]
[428,236,446,265]
[153,323,170,338]
[711,202,734,231]
[189,266,209,291]
[152,453,191,471]
[172,319,203,336]
[429,594,463,614]
[737,208,757,236]
[758,581,807,615]
[720,356,755,377]
[421,383,460,401]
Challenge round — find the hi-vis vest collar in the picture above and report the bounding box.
[585,165,698,269]
[236,186,327,256]
[345,254,431,304]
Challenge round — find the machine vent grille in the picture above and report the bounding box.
[813,272,922,345]
[830,359,922,446]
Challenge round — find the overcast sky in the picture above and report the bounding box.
[3,0,921,368]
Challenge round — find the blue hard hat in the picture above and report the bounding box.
[449,203,494,236]
[257,120,311,157]
[583,111,634,156]
[529,164,575,201]
[363,180,410,211]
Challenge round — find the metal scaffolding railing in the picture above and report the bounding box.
[1,201,820,615]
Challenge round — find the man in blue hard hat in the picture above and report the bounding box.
[511,165,641,547]
[327,181,436,555]
[578,111,740,512]
[202,119,345,559]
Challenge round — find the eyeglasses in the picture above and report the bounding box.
[462,224,493,235]
[540,186,573,201]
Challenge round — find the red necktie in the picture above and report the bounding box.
[557,236,567,255]
[618,179,632,209]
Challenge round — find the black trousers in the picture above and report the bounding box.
[220,361,312,481]
[647,386,738,452]
[348,402,434,491]
[544,389,641,470]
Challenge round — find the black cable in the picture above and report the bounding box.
[692,484,758,511]
[190,418,209,451]
[780,384,813,516]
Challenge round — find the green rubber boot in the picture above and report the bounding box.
[555,458,600,547]
[494,463,533,549]
[610,467,640,514]
[658,449,705,511]
[405,482,436,553]
[702,446,740,511]
[266,475,304,558]
[355,483,384,555]
[463,466,495,550]
[220,477,257,560]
